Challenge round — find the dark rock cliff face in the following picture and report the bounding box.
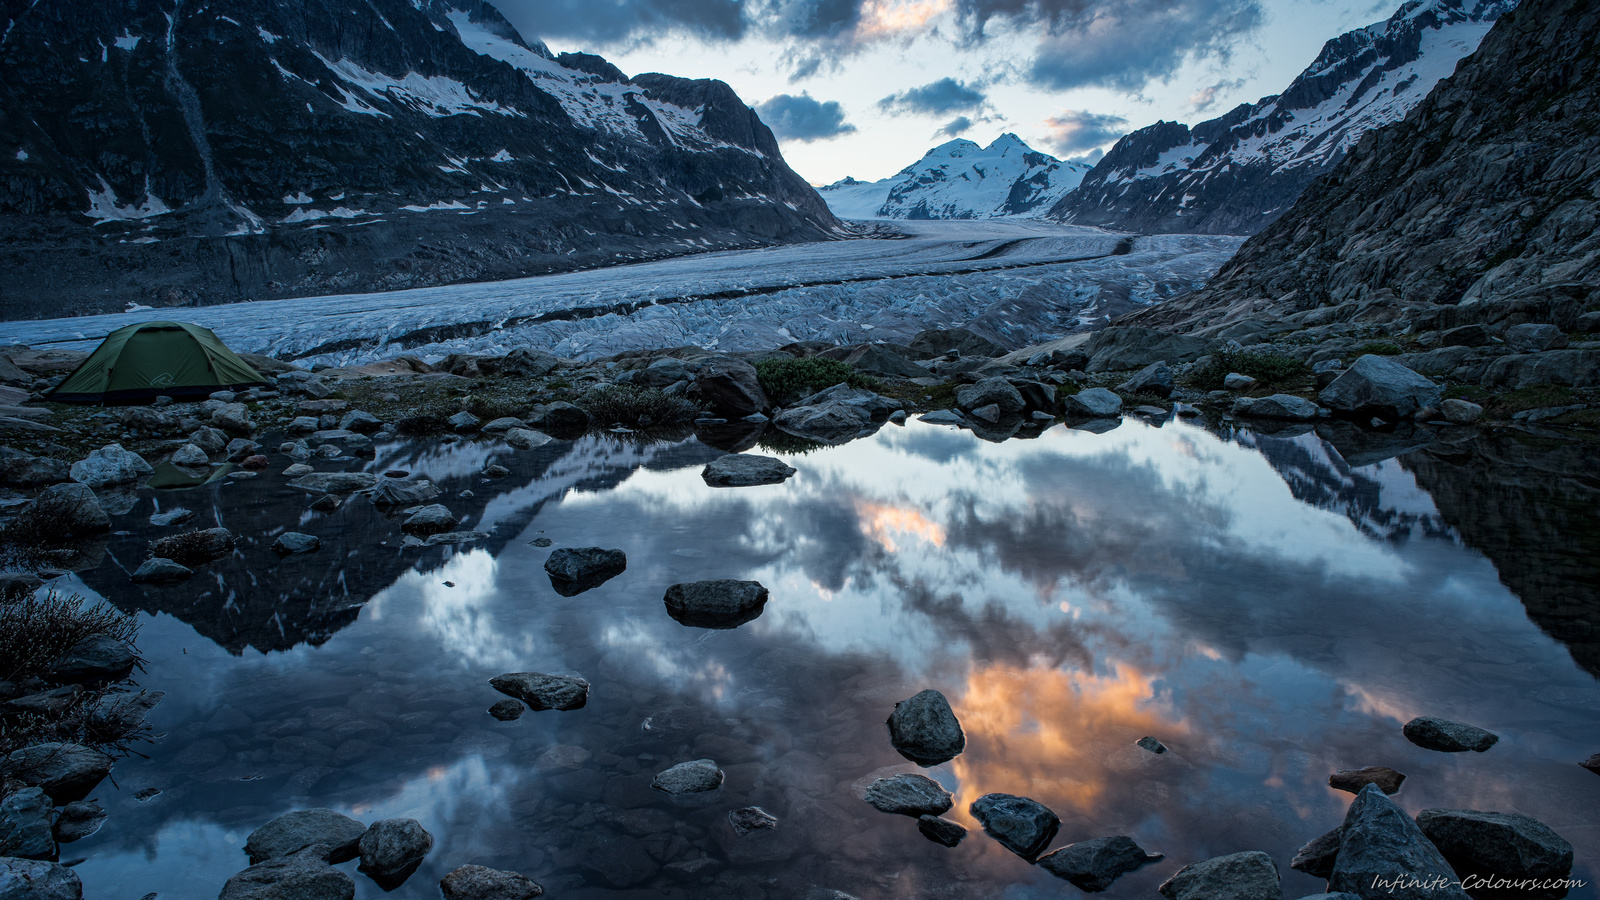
[1048,0,1516,236]
[0,0,838,319]
[1124,0,1599,337]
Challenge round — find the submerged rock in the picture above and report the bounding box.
[220,850,355,900]
[1328,766,1405,795]
[1402,716,1498,752]
[1329,784,1467,899]
[702,454,796,487]
[663,580,769,629]
[1416,808,1573,880]
[245,808,367,864]
[1,742,113,803]
[728,807,779,837]
[886,689,965,767]
[289,472,377,493]
[489,673,589,711]
[969,793,1059,861]
[652,759,724,794]
[543,547,627,596]
[488,699,524,721]
[862,773,953,817]
[439,864,543,900]
[1158,850,1280,900]
[1136,736,1168,754]
[1039,835,1164,892]
[53,800,106,843]
[918,815,966,847]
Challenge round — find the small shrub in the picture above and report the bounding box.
[0,588,138,682]
[466,396,528,421]
[755,429,828,455]
[395,412,449,436]
[1188,349,1310,390]
[578,386,704,427]
[1354,341,1404,357]
[756,358,879,406]
[148,529,234,566]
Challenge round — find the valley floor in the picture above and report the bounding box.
[8,221,1241,365]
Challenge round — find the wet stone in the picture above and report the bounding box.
[1290,827,1341,878]
[1,742,113,803]
[651,759,724,794]
[53,799,107,843]
[917,815,966,847]
[0,858,81,900]
[1582,752,1600,775]
[489,673,589,711]
[1402,716,1498,752]
[132,557,192,583]
[1039,835,1165,892]
[0,786,55,860]
[357,817,434,881]
[488,699,525,721]
[1328,766,1405,795]
[1137,736,1168,754]
[440,864,543,900]
[969,793,1059,861]
[1159,850,1280,900]
[701,453,797,487]
[272,532,321,555]
[245,808,367,864]
[862,773,953,817]
[886,689,965,767]
[543,547,627,596]
[220,850,356,900]
[1329,784,1467,900]
[45,635,136,682]
[1416,808,1573,880]
[663,580,769,629]
[728,807,778,836]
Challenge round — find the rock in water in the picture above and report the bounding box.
[369,479,441,507]
[1063,388,1123,417]
[1232,394,1319,421]
[1416,808,1573,880]
[663,580,769,629]
[955,378,1026,416]
[1289,827,1342,878]
[288,472,377,493]
[488,673,589,711]
[1328,766,1405,795]
[701,454,797,487]
[772,400,875,445]
[1039,835,1165,892]
[728,807,779,836]
[272,532,321,555]
[652,759,724,794]
[440,865,543,900]
[886,689,965,766]
[696,358,769,416]
[0,786,55,860]
[400,504,458,535]
[1136,736,1168,754]
[488,699,524,721]
[69,443,152,487]
[0,858,81,900]
[1158,850,1280,900]
[1582,752,1600,775]
[968,793,1059,861]
[1318,355,1442,420]
[918,815,966,847]
[1402,716,1498,752]
[503,427,554,450]
[53,800,106,843]
[862,773,953,816]
[357,818,434,881]
[245,808,367,864]
[1329,784,1468,899]
[543,547,627,596]
[1,743,113,803]
[220,851,356,900]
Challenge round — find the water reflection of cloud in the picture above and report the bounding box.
[371,548,529,669]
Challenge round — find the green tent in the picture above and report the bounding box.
[46,321,270,404]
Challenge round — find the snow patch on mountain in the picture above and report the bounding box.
[820,134,1091,220]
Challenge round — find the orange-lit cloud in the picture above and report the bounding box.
[855,0,953,39]
[856,500,947,552]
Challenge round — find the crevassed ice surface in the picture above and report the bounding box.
[57,418,1600,899]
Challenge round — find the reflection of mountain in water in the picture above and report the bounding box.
[1403,433,1600,677]
[86,434,721,654]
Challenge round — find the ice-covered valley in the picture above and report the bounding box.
[7,221,1241,365]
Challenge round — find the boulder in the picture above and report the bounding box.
[1328,784,1467,899]
[1116,361,1175,397]
[1439,398,1483,424]
[1223,372,1258,390]
[53,801,105,844]
[337,411,381,434]
[696,358,769,415]
[1481,349,1600,389]
[632,357,696,388]
[1232,394,1319,421]
[212,402,255,435]
[1039,835,1165,892]
[272,533,321,555]
[14,484,109,537]
[1159,850,1280,900]
[969,793,1059,861]
[287,416,319,435]
[1,743,113,803]
[69,444,151,488]
[1504,323,1568,353]
[844,344,926,378]
[447,411,480,433]
[1290,827,1342,878]
[702,454,796,487]
[0,858,81,900]
[1010,380,1058,412]
[288,472,377,493]
[0,786,55,860]
[245,809,367,864]
[527,401,589,434]
[651,759,724,794]
[887,689,965,766]
[796,383,902,417]
[772,401,874,445]
[1415,808,1573,880]
[480,348,562,379]
[225,438,262,462]
[909,327,1005,359]
[488,673,589,711]
[357,817,434,879]
[369,479,440,507]
[663,580,769,629]
[0,450,69,487]
[1318,355,1442,420]
[503,427,554,450]
[45,635,137,682]
[169,443,209,468]
[480,417,523,433]
[917,815,966,847]
[862,773,953,817]
[955,378,1025,416]
[1063,388,1122,418]
[439,865,543,900]
[919,409,965,425]
[1085,327,1212,373]
[400,505,457,535]
[1328,766,1405,795]
[220,851,355,900]
[1402,716,1498,752]
[543,547,627,596]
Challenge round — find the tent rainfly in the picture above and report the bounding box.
[45,321,270,404]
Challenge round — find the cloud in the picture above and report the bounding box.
[1187,77,1247,112]
[935,115,974,137]
[489,0,745,44]
[877,77,987,116]
[755,92,858,141]
[1041,109,1129,155]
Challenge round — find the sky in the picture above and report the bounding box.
[486,0,1400,184]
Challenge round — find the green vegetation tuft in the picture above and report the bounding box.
[755,358,879,406]
[1188,349,1310,391]
[1354,341,1405,357]
[0,588,138,682]
[577,385,704,428]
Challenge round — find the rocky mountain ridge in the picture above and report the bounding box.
[0,0,838,318]
[1048,0,1517,235]
[819,134,1091,220]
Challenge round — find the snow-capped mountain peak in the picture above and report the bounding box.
[820,133,1090,220]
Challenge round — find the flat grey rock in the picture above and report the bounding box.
[862,773,952,817]
[702,454,796,487]
[663,579,769,629]
[288,472,377,493]
[652,759,724,794]
[1233,393,1319,420]
[1158,850,1280,900]
[489,673,589,711]
[969,793,1059,861]
[1318,355,1441,420]
[369,479,440,506]
[918,409,965,425]
[1403,716,1498,752]
[245,808,367,864]
[886,689,965,767]
[53,799,106,843]
[439,864,543,900]
[1039,835,1164,892]
[220,851,355,900]
[1064,387,1122,417]
[503,427,553,450]
[543,547,627,595]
